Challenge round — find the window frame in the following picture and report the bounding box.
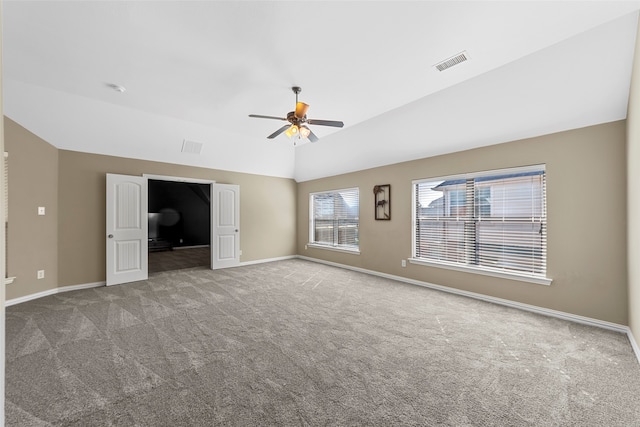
[410,165,551,286]
[4,152,14,285]
[308,187,360,254]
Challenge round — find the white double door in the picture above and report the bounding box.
[106,174,240,286]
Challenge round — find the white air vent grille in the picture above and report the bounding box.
[181,139,203,154]
[434,51,469,72]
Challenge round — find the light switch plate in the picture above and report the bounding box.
[38,207,45,215]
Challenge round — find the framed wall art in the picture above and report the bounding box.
[374,184,391,220]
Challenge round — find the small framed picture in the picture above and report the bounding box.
[374,184,391,220]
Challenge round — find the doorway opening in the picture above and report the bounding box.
[147,178,211,274]
[107,173,239,286]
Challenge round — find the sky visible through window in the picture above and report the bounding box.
[417,181,445,208]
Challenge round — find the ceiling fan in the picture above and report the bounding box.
[249,86,344,143]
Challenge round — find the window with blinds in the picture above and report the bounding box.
[4,152,8,281]
[309,188,359,251]
[412,165,547,279]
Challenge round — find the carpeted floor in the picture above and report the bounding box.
[5,259,640,426]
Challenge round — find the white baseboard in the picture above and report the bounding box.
[628,329,640,366]
[238,255,297,267]
[296,256,630,334]
[5,281,105,307]
[173,245,209,250]
[5,255,297,306]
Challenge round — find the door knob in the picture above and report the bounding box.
[108,234,114,238]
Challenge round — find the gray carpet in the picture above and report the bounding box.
[5,259,640,426]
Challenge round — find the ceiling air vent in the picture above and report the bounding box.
[434,51,469,72]
[181,139,203,154]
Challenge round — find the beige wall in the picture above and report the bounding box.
[298,121,628,325]
[627,16,640,348]
[4,117,297,298]
[4,118,59,300]
[57,150,297,287]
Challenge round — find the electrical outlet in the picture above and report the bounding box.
[37,270,45,279]
[401,260,407,268]
[239,250,243,256]
[305,244,308,250]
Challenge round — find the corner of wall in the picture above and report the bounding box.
[4,118,59,301]
[626,13,640,364]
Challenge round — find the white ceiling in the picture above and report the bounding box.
[3,1,640,182]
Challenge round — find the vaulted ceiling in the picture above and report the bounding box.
[3,1,640,181]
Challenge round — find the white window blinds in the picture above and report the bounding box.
[310,188,359,249]
[413,165,546,278]
[4,152,8,280]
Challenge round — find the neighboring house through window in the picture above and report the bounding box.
[411,165,549,284]
[309,188,359,252]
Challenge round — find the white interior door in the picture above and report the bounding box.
[106,174,148,285]
[212,184,240,269]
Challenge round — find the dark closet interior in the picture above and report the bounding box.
[148,179,211,273]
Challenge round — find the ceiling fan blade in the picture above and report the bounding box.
[307,119,344,128]
[306,128,319,143]
[295,102,309,119]
[249,114,287,121]
[267,125,290,139]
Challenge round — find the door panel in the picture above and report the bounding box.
[106,174,148,285]
[213,184,240,269]
[116,240,141,271]
[217,235,235,260]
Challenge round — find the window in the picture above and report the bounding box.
[4,151,13,284]
[412,165,548,284]
[309,188,359,252]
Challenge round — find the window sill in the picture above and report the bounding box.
[5,277,16,285]
[307,243,360,255]
[408,258,552,286]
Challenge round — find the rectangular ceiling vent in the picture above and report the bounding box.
[181,139,203,154]
[434,51,469,72]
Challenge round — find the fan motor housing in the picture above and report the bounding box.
[287,111,307,125]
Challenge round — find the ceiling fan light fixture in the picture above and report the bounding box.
[299,125,311,139]
[248,86,344,143]
[285,124,299,138]
[295,102,309,119]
